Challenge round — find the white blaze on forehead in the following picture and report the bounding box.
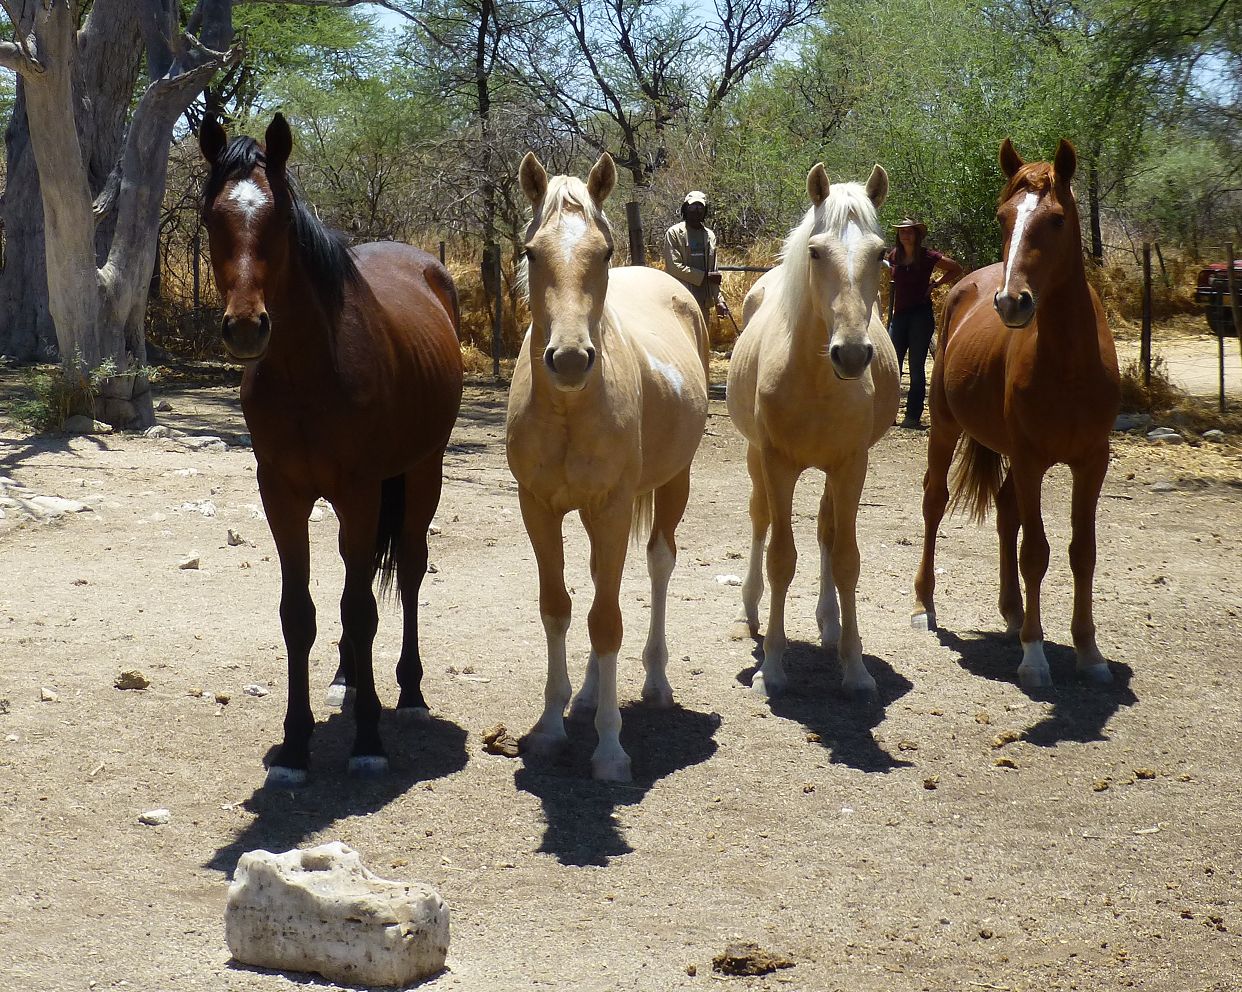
[229,180,269,224]
[559,212,589,260]
[1002,192,1040,295]
[842,221,864,263]
[647,353,684,396]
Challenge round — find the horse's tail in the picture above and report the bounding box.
[948,436,1006,524]
[631,489,655,549]
[374,475,405,599]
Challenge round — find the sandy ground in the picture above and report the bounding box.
[1,369,1240,992]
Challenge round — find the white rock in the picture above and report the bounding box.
[309,506,326,523]
[225,842,449,988]
[1150,481,1176,493]
[39,687,58,703]
[173,467,199,477]
[227,528,249,547]
[180,500,217,518]
[178,555,201,570]
[428,521,442,536]
[22,495,90,518]
[715,575,742,586]
[64,414,111,434]
[243,684,269,698]
[144,425,172,439]
[138,808,171,826]
[1202,429,1225,443]
[181,435,228,452]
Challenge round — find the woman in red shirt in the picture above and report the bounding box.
[887,218,963,428]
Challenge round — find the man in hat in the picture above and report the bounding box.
[663,190,731,333]
[888,218,963,428]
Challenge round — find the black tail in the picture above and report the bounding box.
[374,475,404,599]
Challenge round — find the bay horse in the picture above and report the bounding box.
[728,163,898,705]
[506,152,709,782]
[911,139,1120,689]
[198,115,463,784]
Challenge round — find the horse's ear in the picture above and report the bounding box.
[587,152,617,206]
[865,164,888,209]
[1053,139,1077,185]
[807,163,830,206]
[999,138,1024,179]
[199,117,227,165]
[264,113,293,177]
[519,152,548,205]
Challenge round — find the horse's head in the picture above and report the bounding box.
[796,162,889,380]
[519,151,616,392]
[198,115,296,361]
[994,138,1080,328]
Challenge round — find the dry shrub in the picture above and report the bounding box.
[1088,250,1202,326]
[1118,354,1242,433]
[445,256,530,358]
[460,343,491,376]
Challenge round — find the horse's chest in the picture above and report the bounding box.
[507,410,635,511]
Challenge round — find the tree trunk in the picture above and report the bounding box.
[1088,162,1104,267]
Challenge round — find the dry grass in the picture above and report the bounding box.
[1118,355,1242,434]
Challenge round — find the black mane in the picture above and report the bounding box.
[204,135,360,317]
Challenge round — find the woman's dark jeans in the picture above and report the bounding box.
[889,301,935,423]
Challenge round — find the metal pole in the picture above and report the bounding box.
[439,240,446,266]
[1227,242,1242,369]
[490,244,503,379]
[1141,243,1152,392]
[625,201,645,266]
[1219,333,1226,415]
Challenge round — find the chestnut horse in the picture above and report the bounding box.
[728,163,898,705]
[912,139,1120,689]
[506,152,709,782]
[199,115,463,784]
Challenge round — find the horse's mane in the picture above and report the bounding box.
[998,162,1055,204]
[517,173,614,299]
[204,135,360,317]
[779,181,880,322]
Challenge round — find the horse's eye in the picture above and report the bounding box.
[1051,214,1066,228]
[809,247,821,260]
[524,247,537,263]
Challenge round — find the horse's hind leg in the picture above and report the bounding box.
[738,442,769,638]
[394,458,445,714]
[996,470,1023,636]
[816,479,840,647]
[518,485,573,754]
[1012,459,1052,690]
[1069,450,1112,684]
[912,414,961,630]
[641,468,691,708]
[827,451,876,704]
[753,447,800,698]
[258,470,317,786]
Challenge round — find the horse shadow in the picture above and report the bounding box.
[737,640,915,772]
[514,702,721,867]
[934,627,1137,746]
[206,707,469,876]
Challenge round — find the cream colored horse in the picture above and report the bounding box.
[728,163,899,704]
[506,152,710,782]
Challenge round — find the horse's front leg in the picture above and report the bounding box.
[1012,459,1052,689]
[518,485,572,754]
[753,447,800,698]
[1069,449,1112,684]
[829,451,876,704]
[257,467,317,786]
[581,496,635,782]
[738,442,770,638]
[815,478,840,646]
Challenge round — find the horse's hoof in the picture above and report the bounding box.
[1078,662,1113,685]
[911,611,936,632]
[750,671,785,698]
[395,705,431,720]
[728,620,754,641]
[1017,666,1053,690]
[641,683,675,708]
[522,728,568,757]
[1002,614,1024,638]
[567,697,596,721]
[347,754,389,778]
[324,683,352,709]
[848,686,881,711]
[591,751,633,783]
[265,765,308,788]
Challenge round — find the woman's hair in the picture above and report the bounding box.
[892,227,925,264]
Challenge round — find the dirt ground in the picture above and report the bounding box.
[1,366,1240,992]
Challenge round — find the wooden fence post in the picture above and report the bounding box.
[626,201,645,266]
[490,244,503,379]
[1140,242,1152,392]
[439,240,446,266]
[1227,242,1242,369]
[192,230,201,311]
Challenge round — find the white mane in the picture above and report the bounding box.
[518,174,614,299]
[778,181,880,322]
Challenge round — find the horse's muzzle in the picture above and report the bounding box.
[994,290,1036,328]
[544,344,596,391]
[221,312,271,360]
[829,341,874,380]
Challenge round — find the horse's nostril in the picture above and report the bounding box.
[259,312,271,335]
[584,347,596,371]
[829,344,842,363]
[220,315,232,339]
[1019,291,1033,309]
[544,346,557,371]
[864,343,875,365]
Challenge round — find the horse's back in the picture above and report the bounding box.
[742,267,781,327]
[608,266,709,372]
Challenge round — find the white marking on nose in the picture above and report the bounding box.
[229,180,269,225]
[560,213,588,260]
[647,353,684,396]
[1002,192,1039,296]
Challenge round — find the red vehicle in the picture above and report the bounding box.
[1195,260,1242,337]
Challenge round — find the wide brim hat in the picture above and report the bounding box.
[683,190,708,207]
[893,217,927,238]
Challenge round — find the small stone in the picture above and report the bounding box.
[243,684,269,698]
[115,670,151,691]
[188,688,204,698]
[975,711,992,725]
[428,521,442,536]
[993,756,1018,769]
[923,776,940,790]
[481,723,520,758]
[5,735,17,743]
[802,783,815,794]
[715,574,743,586]
[897,739,919,751]
[225,842,449,987]
[1093,779,1111,792]
[180,500,216,517]
[155,400,173,412]
[64,414,111,434]
[178,556,201,570]
[226,528,249,547]
[138,808,171,826]
[711,941,795,977]
[1135,767,1157,780]
[1149,481,1176,493]
[992,729,1023,748]
[144,425,171,438]
[180,435,227,452]
[0,698,9,715]
[805,732,822,743]
[24,495,90,518]
[1202,429,1225,443]
[979,928,994,939]
[39,687,58,703]
[309,506,326,523]
[215,692,231,705]
[427,563,439,574]
[685,963,697,977]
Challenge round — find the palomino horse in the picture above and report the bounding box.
[199,115,463,783]
[912,139,1120,689]
[728,163,898,704]
[506,152,709,782]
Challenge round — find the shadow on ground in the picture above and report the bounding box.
[736,639,914,772]
[514,702,721,867]
[207,708,468,876]
[935,627,1138,745]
